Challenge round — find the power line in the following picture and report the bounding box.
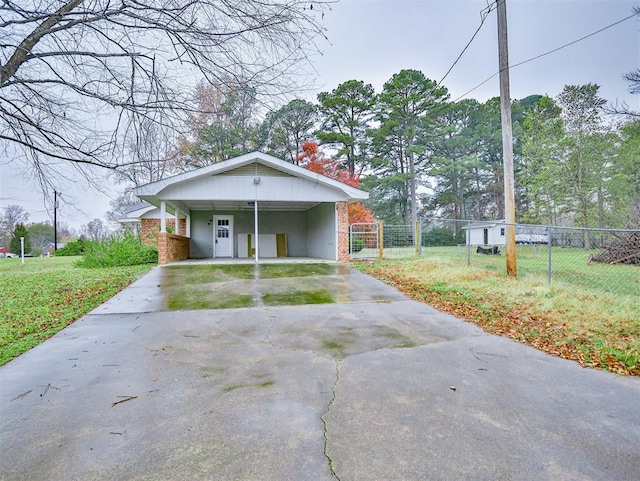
[452,10,638,102]
[436,1,501,89]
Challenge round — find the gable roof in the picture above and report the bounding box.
[134,151,368,202]
[117,202,158,223]
[463,220,506,230]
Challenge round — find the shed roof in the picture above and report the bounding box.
[463,220,506,230]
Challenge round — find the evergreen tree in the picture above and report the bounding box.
[369,70,448,223]
[316,80,376,174]
[260,99,318,164]
[10,224,31,255]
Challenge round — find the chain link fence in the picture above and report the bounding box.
[350,218,640,290]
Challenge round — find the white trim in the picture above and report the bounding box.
[334,202,339,261]
[160,201,166,233]
[134,152,368,201]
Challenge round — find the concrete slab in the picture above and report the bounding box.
[90,266,165,314]
[1,266,638,480]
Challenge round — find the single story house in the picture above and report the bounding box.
[42,243,66,256]
[131,152,369,264]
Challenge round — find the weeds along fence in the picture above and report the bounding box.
[350,219,640,289]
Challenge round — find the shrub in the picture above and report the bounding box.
[76,232,158,268]
[55,238,93,256]
[351,237,365,252]
[422,226,465,247]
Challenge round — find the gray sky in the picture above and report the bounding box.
[1,0,638,230]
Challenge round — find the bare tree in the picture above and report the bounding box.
[117,118,176,186]
[1,0,330,189]
[606,7,640,117]
[625,70,640,95]
[81,218,110,241]
[0,204,29,245]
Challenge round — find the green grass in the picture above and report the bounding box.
[163,263,338,286]
[166,291,255,310]
[262,289,334,306]
[162,263,338,310]
[354,246,639,375]
[0,257,153,366]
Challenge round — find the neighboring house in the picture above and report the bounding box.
[42,243,66,257]
[464,220,548,246]
[132,152,369,265]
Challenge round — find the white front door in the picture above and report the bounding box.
[213,215,234,257]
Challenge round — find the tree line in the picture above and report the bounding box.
[0,205,113,255]
[117,70,638,229]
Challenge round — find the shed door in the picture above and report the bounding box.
[214,215,234,257]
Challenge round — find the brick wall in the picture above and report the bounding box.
[336,201,350,262]
[158,232,190,265]
[141,218,187,248]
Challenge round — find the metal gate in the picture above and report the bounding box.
[350,223,379,259]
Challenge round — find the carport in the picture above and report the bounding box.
[133,152,368,264]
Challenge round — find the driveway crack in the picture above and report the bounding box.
[321,358,342,481]
[261,313,277,343]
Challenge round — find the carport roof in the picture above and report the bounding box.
[134,151,369,204]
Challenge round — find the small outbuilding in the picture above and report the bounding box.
[463,220,507,247]
[463,220,549,248]
[132,152,369,264]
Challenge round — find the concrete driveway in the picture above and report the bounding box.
[1,265,638,481]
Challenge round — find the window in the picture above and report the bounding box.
[500,228,505,236]
[217,219,229,238]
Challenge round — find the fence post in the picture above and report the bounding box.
[466,221,471,266]
[547,226,552,284]
[379,221,384,259]
[415,221,420,256]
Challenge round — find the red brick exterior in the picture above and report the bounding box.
[336,201,350,262]
[141,218,187,248]
[158,232,190,265]
[141,218,189,265]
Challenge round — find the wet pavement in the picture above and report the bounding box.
[1,264,639,480]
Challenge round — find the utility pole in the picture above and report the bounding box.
[497,0,517,277]
[54,190,58,251]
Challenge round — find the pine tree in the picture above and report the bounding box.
[10,224,31,255]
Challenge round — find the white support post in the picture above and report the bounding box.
[160,201,166,233]
[254,200,259,263]
[186,213,191,238]
[20,237,24,265]
[175,208,181,235]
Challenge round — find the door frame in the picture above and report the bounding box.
[213,215,234,258]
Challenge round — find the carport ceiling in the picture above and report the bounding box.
[176,200,322,211]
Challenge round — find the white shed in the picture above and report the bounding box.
[464,220,506,246]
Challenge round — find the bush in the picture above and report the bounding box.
[76,232,158,268]
[351,237,365,253]
[422,226,465,247]
[55,238,93,256]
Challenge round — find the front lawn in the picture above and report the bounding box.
[354,255,639,376]
[0,257,153,366]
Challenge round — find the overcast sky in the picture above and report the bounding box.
[1,0,638,230]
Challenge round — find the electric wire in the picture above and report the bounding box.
[436,0,502,89]
[452,10,639,102]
